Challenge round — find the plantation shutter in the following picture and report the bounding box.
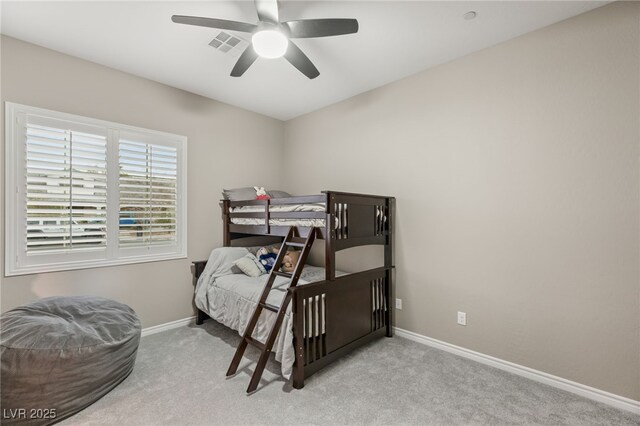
[25,118,108,252]
[118,138,178,247]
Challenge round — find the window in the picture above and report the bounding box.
[5,103,187,275]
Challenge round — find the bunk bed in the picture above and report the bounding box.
[192,191,394,389]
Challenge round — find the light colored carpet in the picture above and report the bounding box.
[61,320,639,425]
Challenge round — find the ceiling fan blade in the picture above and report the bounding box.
[231,45,259,77]
[254,0,279,24]
[283,19,359,38]
[284,41,319,79]
[171,15,257,33]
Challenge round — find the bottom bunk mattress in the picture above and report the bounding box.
[194,247,345,379]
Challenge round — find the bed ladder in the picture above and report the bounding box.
[226,226,317,393]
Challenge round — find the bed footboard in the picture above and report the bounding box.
[290,266,392,389]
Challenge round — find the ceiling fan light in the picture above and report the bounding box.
[252,30,288,58]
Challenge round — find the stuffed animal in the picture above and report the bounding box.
[282,250,301,273]
[256,247,269,257]
[257,246,278,272]
[256,247,279,257]
[254,186,270,200]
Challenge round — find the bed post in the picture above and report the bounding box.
[264,198,271,235]
[193,261,211,326]
[385,197,395,337]
[222,199,231,247]
[292,289,305,389]
[325,192,336,281]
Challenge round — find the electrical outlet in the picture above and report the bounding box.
[395,298,402,310]
[457,311,467,326]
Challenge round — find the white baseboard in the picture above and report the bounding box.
[394,327,640,415]
[141,316,195,337]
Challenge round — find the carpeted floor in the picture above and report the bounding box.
[61,321,639,425]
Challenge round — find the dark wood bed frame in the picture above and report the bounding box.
[192,190,395,389]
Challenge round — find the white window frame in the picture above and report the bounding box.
[5,102,188,276]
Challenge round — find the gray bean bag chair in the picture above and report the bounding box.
[1,296,141,425]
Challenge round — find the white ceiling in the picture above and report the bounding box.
[1,1,607,121]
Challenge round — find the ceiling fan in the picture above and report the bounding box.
[171,0,359,79]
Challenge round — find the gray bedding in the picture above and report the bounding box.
[195,247,343,379]
[229,203,327,227]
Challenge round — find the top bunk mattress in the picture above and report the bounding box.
[229,203,326,227]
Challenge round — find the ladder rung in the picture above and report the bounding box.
[260,302,279,313]
[285,242,305,248]
[245,336,265,350]
[272,270,292,278]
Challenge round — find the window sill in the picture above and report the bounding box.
[4,252,188,277]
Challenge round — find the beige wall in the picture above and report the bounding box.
[0,36,285,327]
[283,2,640,401]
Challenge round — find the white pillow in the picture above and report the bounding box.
[233,253,267,277]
